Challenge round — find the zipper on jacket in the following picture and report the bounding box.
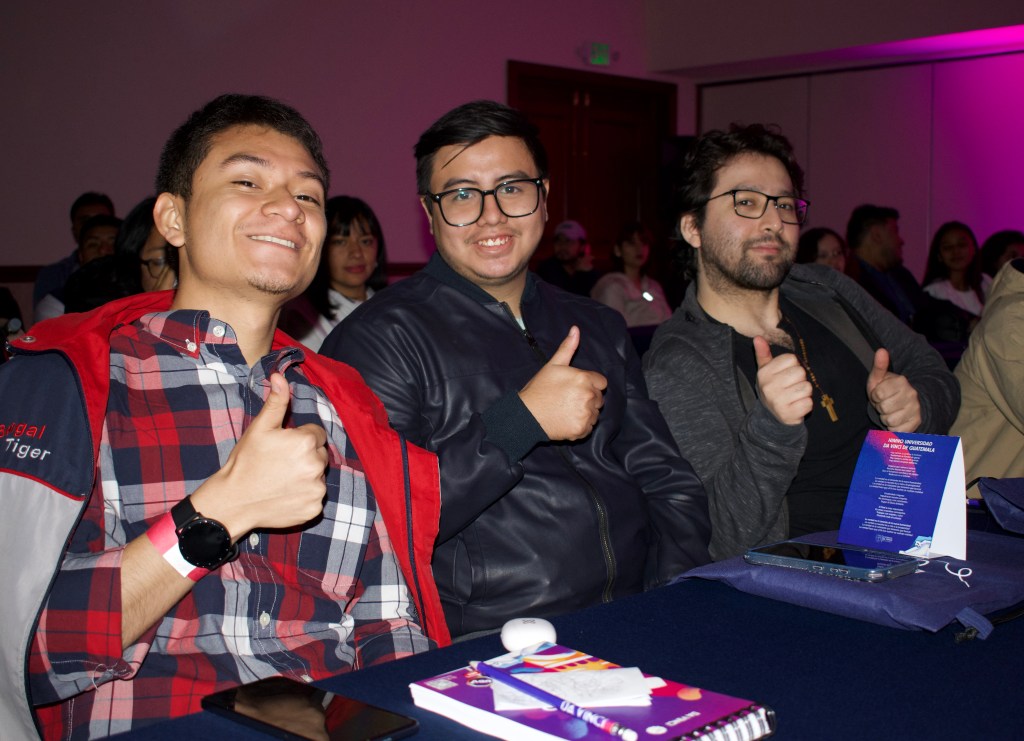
[499,302,618,602]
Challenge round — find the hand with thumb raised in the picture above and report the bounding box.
[519,326,608,441]
[548,324,581,366]
[753,335,813,426]
[866,348,921,432]
[189,372,329,538]
[753,335,774,369]
[867,348,891,395]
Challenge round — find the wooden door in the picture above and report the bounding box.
[508,61,677,274]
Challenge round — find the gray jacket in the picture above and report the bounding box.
[643,263,960,560]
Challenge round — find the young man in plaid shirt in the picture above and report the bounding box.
[0,94,449,739]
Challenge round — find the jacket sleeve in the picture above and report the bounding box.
[347,514,436,666]
[644,329,803,561]
[28,497,156,705]
[329,314,544,544]
[829,270,961,433]
[612,331,712,582]
[970,295,1024,421]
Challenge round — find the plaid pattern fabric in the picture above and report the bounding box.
[29,311,430,739]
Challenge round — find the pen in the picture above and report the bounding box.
[471,660,639,741]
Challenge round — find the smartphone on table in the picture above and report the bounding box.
[743,540,921,582]
[201,676,418,740]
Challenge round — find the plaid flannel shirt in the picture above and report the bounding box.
[28,311,431,739]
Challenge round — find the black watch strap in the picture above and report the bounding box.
[170,495,201,529]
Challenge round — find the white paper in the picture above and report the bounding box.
[491,667,652,711]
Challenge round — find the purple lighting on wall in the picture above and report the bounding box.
[842,24,1024,63]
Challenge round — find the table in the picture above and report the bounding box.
[111,577,1023,740]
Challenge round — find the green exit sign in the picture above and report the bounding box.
[588,42,610,66]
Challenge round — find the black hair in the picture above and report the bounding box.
[675,123,804,231]
[306,196,388,321]
[611,221,654,274]
[77,214,123,248]
[796,226,846,264]
[155,93,329,199]
[846,204,899,251]
[69,191,114,221]
[65,212,128,312]
[979,229,1024,277]
[112,196,165,294]
[923,221,985,306]
[414,100,549,196]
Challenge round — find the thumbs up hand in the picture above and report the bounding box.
[519,326,608,440]
[190,372,329,540]
[753,335,814,426]
[866,348,921,432]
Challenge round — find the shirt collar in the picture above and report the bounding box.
[137,309,236,356]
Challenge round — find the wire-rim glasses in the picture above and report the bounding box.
[705,189,809,225]
[423,178,544,227]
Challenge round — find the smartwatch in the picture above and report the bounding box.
[171,496,238,570]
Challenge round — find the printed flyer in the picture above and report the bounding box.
[840,431,965,559]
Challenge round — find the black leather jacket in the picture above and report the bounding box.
[323,254,710,636]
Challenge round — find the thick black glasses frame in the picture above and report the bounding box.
[139,254,170,279]
[423,178,544,227]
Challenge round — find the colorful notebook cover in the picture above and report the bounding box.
[409,642,774,741]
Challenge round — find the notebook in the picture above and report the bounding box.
[409,642,774,741]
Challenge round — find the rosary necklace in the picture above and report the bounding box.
[780,315,839,422]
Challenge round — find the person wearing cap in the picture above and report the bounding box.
[537,219,602,296]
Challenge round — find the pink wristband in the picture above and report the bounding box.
[146,511,209,582]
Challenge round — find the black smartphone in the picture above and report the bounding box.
[201,676,418,740]
[744,540,921,582]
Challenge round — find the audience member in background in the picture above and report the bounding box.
[280,196,387,351]
[643,124,959,561]
[33,192,116,317]
[915,221,991,368]
[64,198,177,313]
[979,229,1024,279]
[536,219,601,296]
[844,204,927,327]
[323,100,710,638]
[922,221,990,316]
[1,93,446,739]
[950,258,1024,483]
[1,288,25,363]
[37,214,122,320]
[120,196,178,293]
[591,221,672,328]
[796,226,847,272]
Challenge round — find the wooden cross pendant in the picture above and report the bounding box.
[820,394,838,422]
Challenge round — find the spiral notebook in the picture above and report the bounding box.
[409,642,775,741]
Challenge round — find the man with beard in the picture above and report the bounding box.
[643,124,958,561]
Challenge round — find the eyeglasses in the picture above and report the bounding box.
[705,189,809,225]
[423,178,544,227]
[140,251,171,279]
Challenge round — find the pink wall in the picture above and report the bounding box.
[4,1,1022,320]
[931,53,1024,241]
[0,1,679,283]
[699,52,1024,280]
[647,0,1024,79]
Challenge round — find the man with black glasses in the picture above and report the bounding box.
[322,100,710,638]
[643,124,958,561]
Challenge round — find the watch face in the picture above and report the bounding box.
[178,518,233,569]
